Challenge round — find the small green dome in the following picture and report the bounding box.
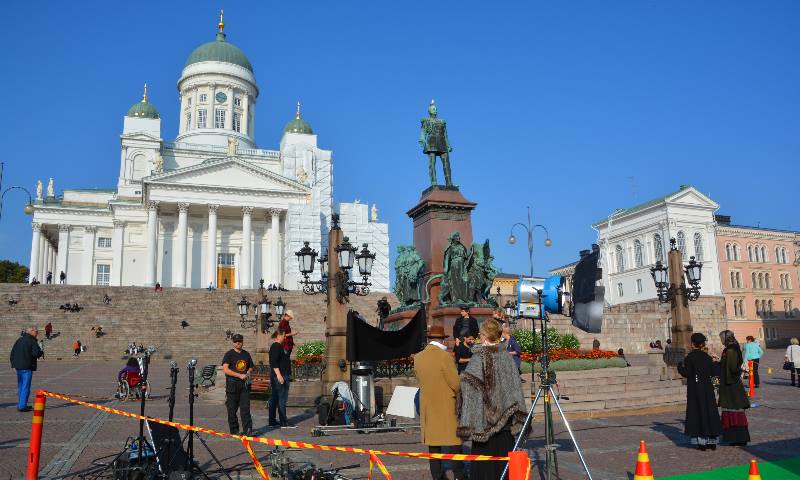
[185,32,253,72]
[127,84,160,119]
[283,102,313,134]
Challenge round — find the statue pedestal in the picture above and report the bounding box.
[431,306,494,348]
[406,186,477,325]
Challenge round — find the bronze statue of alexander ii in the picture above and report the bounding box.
[419,100,454,187]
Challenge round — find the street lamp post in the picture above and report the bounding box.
[650,238,704,364]
[0,162,35,223]
[508,206,552,277]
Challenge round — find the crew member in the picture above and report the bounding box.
[222,333,253,435]
[269,329,294,428]
[278,310,298,356]
[452,306,479,346]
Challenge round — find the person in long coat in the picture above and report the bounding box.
[414,325,465,480]
[717,330,750,446]
[677,333,721,450]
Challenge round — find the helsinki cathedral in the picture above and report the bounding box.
[27,14,389,291]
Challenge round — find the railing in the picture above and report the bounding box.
[162,141,280,158]
[374,358,414,379]
[251,360,325,381]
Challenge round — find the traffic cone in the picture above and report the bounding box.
[634,440,655,480]
[747,459,761,480]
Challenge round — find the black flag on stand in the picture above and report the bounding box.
[346,307,426,361]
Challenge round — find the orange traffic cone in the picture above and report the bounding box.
[747,459,761,480]
[633,440,655,480]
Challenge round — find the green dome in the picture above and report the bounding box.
[185,32,253,72]
[127,85,160,119]
[284,102,313,134]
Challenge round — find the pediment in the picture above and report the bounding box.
[666,187,719,209]
[121,132,161,142]
[144,158,309,194]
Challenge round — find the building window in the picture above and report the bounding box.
[748,245,754,262]
[733,299,740,317]
[732,244,739,261]
[739,299,746,317]
[217,253,235,266]
[730,271,736,289]
[234,96,242,107]
[765,273,771,289]
[617,282,624,297]
[751,272,757,289]
[197,109,207,128]
[95,264,110,286]
[199,93,207,103]
[781,247,787,264]
[616,245,625,273]
[758,273,764,289]
[761,246,767,262]
[768,299,774,317]
[634,240,643,268]
[654,234,664,263]
[215,109,225,129]
[693,233,704,261]
[185,112,191,130]
[233,112,241,133]
[736,272,742,288]
[636,278,643,294]
[97,237,111,248]
[755,299,762,315]
[676,231,687,260]
[790,300,795,317]
[187,97,192,106]
[725,244,732,261]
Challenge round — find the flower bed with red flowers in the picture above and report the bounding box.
[520,348,619,364]
[294,354,324,366]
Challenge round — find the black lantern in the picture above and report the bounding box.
[336,237,357,270]
[355,243,375,276]
[275,297,286,318]
[296,241,318,275]
[684,256,703,301]
[258,297,271,316]
[319,254,328,278]
[237,297,251,319]
[504,300,516,318]
[650,261,669,302]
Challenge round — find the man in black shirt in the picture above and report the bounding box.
[268,329,294,428]
[454,335,474,374]
[221,333,253,435]
[10,326,43,412]
[452,306,479,346]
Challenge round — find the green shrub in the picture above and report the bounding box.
[295,341,325,360]
[513,327,562,353]
[544,327,561,350]
[560,333,581,350]
[532,357,627,372]
[512,329,535,354]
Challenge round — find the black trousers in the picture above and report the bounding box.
[225,383,252,434]
[791,367,800,386]
[471,430,514,479]
[428,445,465,480]
[751,358,760,387]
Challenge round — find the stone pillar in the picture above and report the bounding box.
[268,209,281,286]
[322,225,349,397]
[240,206,253,289]
[210,83,217,128]
[56,225,70,281]
[175,202,190,287]
[47,244,54,277]
[206,204,219,288]
[145,201,160,286]
[227,85,235,130]
[82,226,97,285]
[38,233,46,281]
[29,223,41,283]
[112,220,125,286]
[669,245,693,354]
[43,243,51,281]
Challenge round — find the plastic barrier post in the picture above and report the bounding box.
[27,390,46,480]
[509,450,531,480]
[748,360,755,398]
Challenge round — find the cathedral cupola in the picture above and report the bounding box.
[283,102,314,135]
[126,84,160,119]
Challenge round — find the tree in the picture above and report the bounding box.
[0,260,29,283]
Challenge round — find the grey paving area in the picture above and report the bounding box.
[1,350,798,479]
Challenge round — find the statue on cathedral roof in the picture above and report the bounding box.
[36,180,43,200]
[154,153,164,173]
[46,178,54,198]
[371,204,378,222]
[420,100,454,187]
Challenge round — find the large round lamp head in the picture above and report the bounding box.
[356,243,375,276]
[295,241,318,275]
[23,203,34,215]
[544,238,553,247]
[508,234,517,245]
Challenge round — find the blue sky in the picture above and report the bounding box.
[1,1,798,278]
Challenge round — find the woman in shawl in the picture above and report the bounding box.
[457,319,527,479]
[677,333,721,450]
[717,330,750,446]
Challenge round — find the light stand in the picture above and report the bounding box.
[501,295,593,480]
[184,359,232,480]
[168,361,179,421]
[135,349,154,468]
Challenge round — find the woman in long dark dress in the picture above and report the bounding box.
[717,330,750,446]
[677,333,721,450]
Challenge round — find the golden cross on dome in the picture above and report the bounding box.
[296,101,301,119]
[142,83,148,103]
[218,9,225,32]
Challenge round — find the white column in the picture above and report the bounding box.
[56,225,70,280]
[175,202,190,287]
[112,220,125,286]
[206,204,219,288]
[145,201,159,286]
[82,226,96,285]
[243,93,250,137]
[227,85,234,130]
[269,209,281,286]
[29,223,41,283]
[37,232,46,281]
[47,244,54,279]
[240,206,253,289]
[210,83,217,128]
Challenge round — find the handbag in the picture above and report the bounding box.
[784,347,795,371]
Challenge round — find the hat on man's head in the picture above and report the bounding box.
[284,309,294,319]
[459,305,470,312]
[231,333,244,343]
[690,333,707,345]
[427,325,449,339]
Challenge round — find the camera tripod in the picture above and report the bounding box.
[501,310,593,480]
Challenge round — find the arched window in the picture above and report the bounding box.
[758,273,764,289]
[768,299,774,317]
[785,300,790,317]
[733,244,740,261]
[615,245,625,273]
[740,300,746,317]
[761,246,767,262]
[776,246,781,263]
[755,299,761,315]
[634,240,644,268]
[780,274,786,289]
[693,233,704,261]
[676,231,687,260]
[752,272,757,289]
[653,234,664,263]
[754,246,761,262]
[730,271,736,288]
[748,245,754,262]
[781,247,787,264]
[765,273,771,289]
[725,244,732,261]
[790,300,794,316]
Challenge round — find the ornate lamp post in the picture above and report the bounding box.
[650,238,703,364]
[508,206,552,277]
[296,242,326,295]
[236,281,282,332]
[298,235,374,300]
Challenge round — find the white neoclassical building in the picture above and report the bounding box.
[28,17,389,291]
[593,185,723,305]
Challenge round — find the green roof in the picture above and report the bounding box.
[594,185,694,226]
[284,102,313,134]
[127,100,160,119]
[185,32,253,72]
